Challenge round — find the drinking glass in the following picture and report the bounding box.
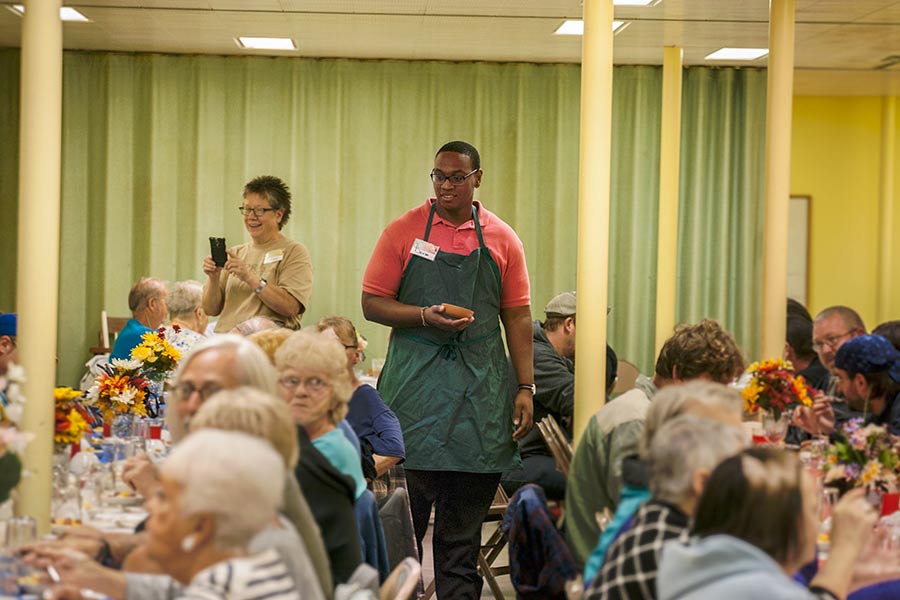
[4,517,36,550]
[763,411,789,444]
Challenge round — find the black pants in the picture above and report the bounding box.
[406,469,502,600]
[500,453,566,501]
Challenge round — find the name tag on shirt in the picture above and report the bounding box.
[410,239,439,262]
[263,250,284,265]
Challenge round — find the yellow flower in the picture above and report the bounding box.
[131,346,152,362]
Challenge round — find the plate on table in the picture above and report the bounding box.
[102,493,144,507]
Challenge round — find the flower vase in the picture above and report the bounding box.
[111,414,135,439]
[762,410,790,445]
[145,375,165,418]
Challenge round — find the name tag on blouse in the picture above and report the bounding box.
[410,238,439,262]
[263,250,284,265]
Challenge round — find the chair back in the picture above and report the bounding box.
[612,359,641,395]
[93,310,131,354]
[379,557,421,600]
[537,415,573,477]
[377,486,420,570]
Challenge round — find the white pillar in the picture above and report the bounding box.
[760,0,795,360]
[573,0,614,444]
[654,47,683,354]
[16,0,63,535]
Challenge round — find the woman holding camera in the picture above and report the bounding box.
[202,176,312,333]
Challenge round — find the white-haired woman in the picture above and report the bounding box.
[275,330,366,501]
[161,280,208,354]
[49,430,300,600]
[34,389,331,600]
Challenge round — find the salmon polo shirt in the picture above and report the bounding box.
[363,199,531,309]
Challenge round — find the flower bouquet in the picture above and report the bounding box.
[741,358,813,420]
[0,364,33,503]
[130,327,183,378]
[824,419,899,494]
[86,359,152,422]
[54,386,96,448]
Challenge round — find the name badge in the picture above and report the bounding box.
[410,238,439,262]
[263,250,284,265]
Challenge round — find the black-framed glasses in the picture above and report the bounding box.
[812,331,853,353]
[238,206,278,217]
[430,168,478,186]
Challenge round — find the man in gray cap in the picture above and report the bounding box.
[0,313,17,376]
[501,291,578,500]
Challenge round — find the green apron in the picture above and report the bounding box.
[378,202,519,473]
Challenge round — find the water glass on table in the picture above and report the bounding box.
[3,516,36,550]
[763,411,790,445]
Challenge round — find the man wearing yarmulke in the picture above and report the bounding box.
[0,313,17,376]
[833,334,900,434]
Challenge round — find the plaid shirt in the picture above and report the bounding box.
[585,500,689,600]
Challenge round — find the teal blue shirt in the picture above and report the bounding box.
[312,428,367,500]
[110,319,153,360]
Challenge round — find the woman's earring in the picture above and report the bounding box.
[181,534,197,553]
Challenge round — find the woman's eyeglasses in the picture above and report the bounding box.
[278,376,330,393]
[238,206,277,217]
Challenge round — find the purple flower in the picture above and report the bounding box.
[843,418,864,435]
[845,463,861,480]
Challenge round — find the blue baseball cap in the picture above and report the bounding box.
[0,313,16,337]
[835,334,900,383]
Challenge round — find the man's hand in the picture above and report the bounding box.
[423,304,474,332]
[793,391,835,435]
[512,390,533,441]
[121,454,161,498]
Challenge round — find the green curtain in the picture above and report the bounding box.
[0,49,763,385]
[676,67,766,363]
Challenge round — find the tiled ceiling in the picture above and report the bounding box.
[1,0,898,95]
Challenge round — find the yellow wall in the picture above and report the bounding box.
[791,96,900,327]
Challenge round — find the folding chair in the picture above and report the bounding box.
[538,415,573,477]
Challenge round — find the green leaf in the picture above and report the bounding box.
[0,453,22,504]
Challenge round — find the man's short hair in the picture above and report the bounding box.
[243,175,292,229]
[127,277,165,312]
[814,305,866,333]
[167,280,203,320]
[873,321,900,351]
[654,319,744,383]
[436,141,481,170]
[786,298,812,323]
[786,315,815,362]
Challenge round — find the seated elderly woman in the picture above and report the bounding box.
[160,280,208,354]
[315,316,405,479]
[34,389,327,600]
[275,330,367,501]
[49,430,300,600]
[657,448,877,600]
[586,415,744,599]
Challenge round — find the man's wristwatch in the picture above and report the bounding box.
[518,383,536,395]
[254,278,268,294]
